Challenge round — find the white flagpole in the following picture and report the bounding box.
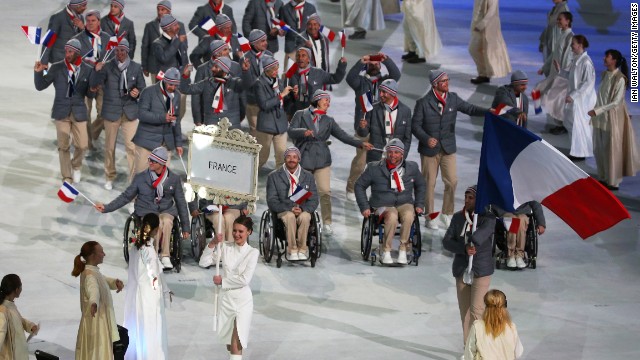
[39,47,48,62]
[78,192,96,207]
[463,213,479,285]
[213,203,224,331]
[179,155,189,179]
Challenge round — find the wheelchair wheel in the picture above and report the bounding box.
[410,216,422,266]
[190,215,207,260]
[314,212,323,259]
[171,220,182,273]
[308,212,321,267]
[526,217,538,269]
[259,211,274,263]
[360,215,374,261]
[122,215,139,264]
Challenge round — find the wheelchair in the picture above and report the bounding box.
[123,213,184,273]
[360,209,422,266]
[258,210,322,268]
[190,209,217,261]
[493,214,538,270]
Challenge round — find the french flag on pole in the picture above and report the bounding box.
[427,211,440,221]
[289,186,313,204]
[272,18,292,32]
[237,33,251,52]
[339,30,346,48]
[476,113,630,239]
[285,62,298,79]
[358,92,374,113]
[492,103,513,116]
[58,181,79,203]
[199,16,215,31]
[21,26,41,44]
[502,217,521,234]
[531,90,542,114]
[320,25,336,42]
[41,29,58,48]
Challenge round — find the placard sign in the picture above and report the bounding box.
[187,118,261,208]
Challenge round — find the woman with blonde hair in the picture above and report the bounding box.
[464,289,523,360]
[72,241,124,360]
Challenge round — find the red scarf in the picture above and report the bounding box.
[312,108,326,124]
[433,89,447,114]
[209,0,224,14]
[292,1,305,29]
[386,160,405,192]
[298,67,310,99]
[212,77,226,113]
[109,13,124,35]
[160,84,174,116]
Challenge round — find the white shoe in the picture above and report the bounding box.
[199,246,215,268]
[426,219,439,230]
[397,250,408,265]
[439,214,452,228]
[104,181,113,190]
[507,256,517,268]
[298,251,308,260]
[381,251,393,264]
[289,252,299,261]
[346,192,356,202]
[229,354,242,360]
[516,256,526,269]
[73,169,82,184]
[323,224,333,235]
[161,256,173,269]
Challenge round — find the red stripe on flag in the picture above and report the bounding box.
[285,63,298,79]
[541,177,630,239]
[507,217,521,234]
[428,211,440,220]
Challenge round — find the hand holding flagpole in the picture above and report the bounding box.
[463,213,478,285]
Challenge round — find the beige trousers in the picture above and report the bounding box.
[381,203,415,252]
[421,152,457,215]
[278,211,311,254]
[346,135,369,193]
[311,166,332,225]
[205,209,242,241]
[85,89,104,145]
[155,213,175,257]
[245,103,260,137]
[256,131,287,169]
[505,213,529,258]
[456,275,491,346]
[55,114,88,182]
[104,116,138,182]
[134,146,172,177]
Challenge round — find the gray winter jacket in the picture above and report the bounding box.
[442,211,496,278]
[179,74,247,128]
[242,0,283,54]
[288,108,362,170]
[34,61,94,121]
[188,3,237,39]
[41,7,84,64]
[191,59,243,125]
[243,49,274,105]
[278,1,316,53]
[356,100,412,162]
[103,168,190,232]
[100,15,137,58]
[346,58,401,126]
[491,85,530,127]
[287,62,347,115]
[266,166,319,214]
[354,160,426,212]
[89,59,146,121]
[492,201,546,228]
[132,83,183,151]
[255,74,289,135]
[141,19,186,74]
[152,35,189,73]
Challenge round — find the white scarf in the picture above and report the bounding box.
[118,57,130,96]
[291,0,306,29]
[285,164,302,196]
[461,210,475,238]
[388,161,405,192]
[86,29,102,61]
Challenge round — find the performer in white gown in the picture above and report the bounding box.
[124,214,172,360]
[343,0,385,39]
[539,0,569,65]
[401,0,442,63]
[561,35,596,160]
[213,215,259,360]
[0,274,39,360]
[468,0,511,84]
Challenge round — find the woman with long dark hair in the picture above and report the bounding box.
[73,241,124,360]
[0,274,38,360]
[123,214,172,360]
[588,49,640,190]
[212,215,259,360]
[464,289,523,359]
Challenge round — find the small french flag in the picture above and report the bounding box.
[41,29,58,48]
[320,25,336,42]
[237,33,251,53]
[106,32,127,51]
[502,217,521,234]
[156,71,165,81]
[358,92,374,113]
[492,103,513,116]
[290,186,312,204]
[339,30,346,48]
[272,18,292,32]
[531,90,542,114]
[427,211,440,221]
[204,204,229,214]
[58,181,79,203]
[285,62,298,79]
[207,26,219,37]
[21,26,41,45]
[199,16,215,31]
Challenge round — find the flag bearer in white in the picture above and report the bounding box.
[266,147,319,260]
[354,139,425,265]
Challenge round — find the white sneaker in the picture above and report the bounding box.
[426,219,439,230]
[298,251,308,261]
[516,256,526,269]
[161,256,173,269]
[381,251,393,264]
[346,192,356,202]
[73,169,82,184]
[507,256,517,268]
[323,224,333,235]
[104,181,113,190]
[440,214,452,228]
[199,246,215,268]
[397,250,408,265]
[289,252,299,261]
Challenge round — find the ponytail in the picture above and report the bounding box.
[0,274,22,304]
[605,49,630,89]
[72,241,100,277]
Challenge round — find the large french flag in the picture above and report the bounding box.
[476,113,630,239]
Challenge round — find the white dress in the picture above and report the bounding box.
[0,300,36,360]
[344,0,386,31]
[562,51,597,157]
[123,243,170,360]
[468,0,512,78]
[402,0,442,59]
[216,241,259,348]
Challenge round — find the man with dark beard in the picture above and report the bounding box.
[42,0,87,64]
[100,0,136,59]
